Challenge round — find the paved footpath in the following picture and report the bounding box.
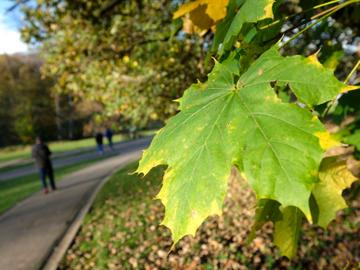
[0,138,151,181]
[0,138,150,270]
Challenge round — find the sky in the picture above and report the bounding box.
[0,0,28,54]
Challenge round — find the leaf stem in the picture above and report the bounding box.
[279,0,360,49]
[313,0,343,9]
[279,8,338,49]
[322,59,360,117]
[344,59,360,84]
[259,0,343,31]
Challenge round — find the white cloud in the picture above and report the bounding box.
[0,14,28,54]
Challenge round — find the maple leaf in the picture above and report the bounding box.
[274,206,303,259]
[173,0,229,31]
[344,130,360,151]
[219,0,275,55]
[248,199,281,243]
[137,47,354,245]
[240,49,357,107]
[312,156,358,228]
[249,199,303,258]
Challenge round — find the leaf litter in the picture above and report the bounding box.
[60,163,359,270]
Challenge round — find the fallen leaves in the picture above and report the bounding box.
[60,163,360,269]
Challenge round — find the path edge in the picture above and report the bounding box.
[42,156,139,270]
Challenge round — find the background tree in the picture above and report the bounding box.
[17,0,206,129]
[0,54,57,145]
[0,54,101,146]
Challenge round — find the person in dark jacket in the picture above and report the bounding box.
[31,136,56,194]
[95,132,104,154]
[105,128,113,150]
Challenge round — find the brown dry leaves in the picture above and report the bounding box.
[60,166,360,270]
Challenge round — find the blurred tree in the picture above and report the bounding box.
[0,54,100,146]
[13,0,359,131]
[0,54,56,145]
[15,0,206,129]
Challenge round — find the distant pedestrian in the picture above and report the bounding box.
[95,132,104,154]
[31,136,56,194]
[105,128,114,150]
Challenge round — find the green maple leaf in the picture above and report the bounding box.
[249,199,303,258]
[312,156,358,228]
[241,49,357,107]
[274,206,303,258]
[219,0,275,55]
[344,130,360,151]
[210,0,243,56]
[137,47,351,245]
[248,199,281,242]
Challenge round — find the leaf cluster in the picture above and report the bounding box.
[138,0,360,258]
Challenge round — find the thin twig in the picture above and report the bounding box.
[344,60,360,84]
[279,5,343,49]
[260,0,343,31]
[322,60,360,117]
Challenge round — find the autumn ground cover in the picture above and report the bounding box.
[60,162,360,270]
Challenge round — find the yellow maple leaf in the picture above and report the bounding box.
[173,0,229,31]
[205,0,229,21]
[312,156,358,228]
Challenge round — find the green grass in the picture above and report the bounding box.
[0,134,128,164]
[0,156,108,214]
[93,162,164,208]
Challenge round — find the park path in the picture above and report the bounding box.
[0,137,150,181]
[0,138,150,270]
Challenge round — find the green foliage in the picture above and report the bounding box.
[274,206,303,258]
[218,0,275,56]
[18,0,205,128]
[344,131,360,151]
[248,199,281,242]
[137,0,360,258]
[138,45,357,255]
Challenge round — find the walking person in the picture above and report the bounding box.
[32,136,56,194]
[95,131,104,154]
[105,127,114,150]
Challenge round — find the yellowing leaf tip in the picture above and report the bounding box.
[315,131,341,151]
[340,84,360,93]
[262,0,275,19]
[311,115,319,122]
[307,54,322,68]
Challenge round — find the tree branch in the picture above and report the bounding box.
[6,0,31,12]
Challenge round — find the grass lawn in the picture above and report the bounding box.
[60,163,360,270]
[0,156,109,214]
[0,134,128,165]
